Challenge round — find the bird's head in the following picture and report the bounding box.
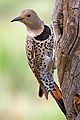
[11,9,44,30]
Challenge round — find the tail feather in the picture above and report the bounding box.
[39,85,43,97]
[51,82,66,116]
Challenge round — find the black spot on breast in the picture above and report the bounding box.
[41,55,43,57]
[44,65,46,68]
[39,49,41,52]
[42,49,45,51]
[34,25,51,41]
[46,83,48,85]
[49,83,53,86]
[41,43,43,46]
[35,50,37,53]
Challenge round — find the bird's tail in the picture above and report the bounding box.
[50,82,66,116]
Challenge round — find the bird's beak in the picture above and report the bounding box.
[11,16,22,22]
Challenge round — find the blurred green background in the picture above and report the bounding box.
[0,0,66,120]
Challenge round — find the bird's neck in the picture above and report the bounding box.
[27,21,44,37]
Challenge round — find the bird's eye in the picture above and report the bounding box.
[27,14,31,18]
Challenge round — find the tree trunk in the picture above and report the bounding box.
[52,0,80,120]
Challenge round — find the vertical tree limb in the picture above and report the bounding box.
[52,0,80,120]
[75,112,80,120]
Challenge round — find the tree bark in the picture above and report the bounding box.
[52,0,80,120]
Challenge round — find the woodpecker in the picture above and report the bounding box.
[11,9,66,115]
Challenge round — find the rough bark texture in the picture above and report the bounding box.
[52,0,80,120]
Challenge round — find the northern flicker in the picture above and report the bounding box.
[11,9,66,115]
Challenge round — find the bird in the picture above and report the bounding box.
[11,9,66,115]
